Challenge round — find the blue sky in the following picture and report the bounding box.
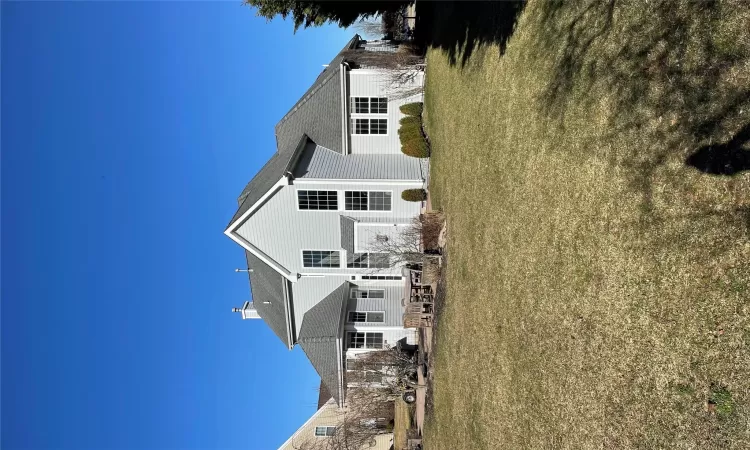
[1,3,353,449]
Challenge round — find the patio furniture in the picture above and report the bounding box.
[403,312,433,329]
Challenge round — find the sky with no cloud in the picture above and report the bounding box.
[2,2,353,449]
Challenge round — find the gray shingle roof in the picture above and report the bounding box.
[230,35,360,225]
[298,282,349,405]
[244,251,293,348]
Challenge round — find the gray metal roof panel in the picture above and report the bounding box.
[298,282,349,405]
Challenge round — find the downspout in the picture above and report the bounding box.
[340,61,351,155]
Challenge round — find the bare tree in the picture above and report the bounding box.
[342,47,425,101]
[352,18,385,40]
[368,214,444,269]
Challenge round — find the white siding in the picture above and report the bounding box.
[347,70,424,154]
[346,284,405,327]
[355,223,406,253]
[235,182,421,275]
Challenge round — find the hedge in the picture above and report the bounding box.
[399,102,423,117]
[399,116,422,129]
[402,189,427,202]
[398,124,423,142]
[401,136,430,158]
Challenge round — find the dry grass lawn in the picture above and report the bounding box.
[422,0,750,448]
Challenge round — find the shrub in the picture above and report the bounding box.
[401,137,430,158]
[402,189,427,202]
[399,102,423,117]
[398,124,423,142]
[399,116,422,129]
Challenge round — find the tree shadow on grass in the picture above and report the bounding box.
[531,0,750,213]
[686,124,750,176]
[414,0,526,67]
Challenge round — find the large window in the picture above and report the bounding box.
[350,289,385,299]
[314,426,336,437]
[351,97,387,114]
[351,118,387,135]
[344,191,392,211]
[347,332,384,349]
[348,311,385,323]
[347,253,390,269]
[298,190,337,210]
[302,250,340,268]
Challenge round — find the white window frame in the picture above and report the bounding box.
[347,331,385,349]
[347,253,390,269]
[344,190,393,212]
[350,97,388,114]
[350,288,385,299]
[360,275,402,280]
[350,118,388,136]
[314,426,337,437]
[348,311,386,323]
[296,190,338,211]
[301,250,341,268]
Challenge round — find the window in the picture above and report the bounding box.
[350,289,385,299]
[361,275,402,280]
[298,190,337,210]
[345,191,368,210]
[370,97,388,114]
[344,191,392,211]
[348,311,385,323]
[350,118,387,135]
[302,250,340,268]
[351,97,387,114]
[314,426,336,437]
[347,332,384,349]
[347,253,390,269]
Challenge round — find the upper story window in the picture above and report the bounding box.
[352,97,387,114]
[347,253,390,269]
[314,426,336,437]
[351,118,387,135]
[347,332,384,349]
[350,288,385,299]
[298,190,338,210]
[303,250,340,268]
[345,191,392,211]
[348,311,385,323]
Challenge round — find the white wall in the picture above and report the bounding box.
[347,69,424,154]
[235,181,422,276]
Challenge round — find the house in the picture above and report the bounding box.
[224,35,425,413]
[276,383,393,450]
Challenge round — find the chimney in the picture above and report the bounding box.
[233,301,261,320]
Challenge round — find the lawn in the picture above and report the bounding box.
[421,0,750,448]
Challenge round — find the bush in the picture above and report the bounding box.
[398,124,423,142]
[399,116,422,129]
[402,189,427,202]
[399,102,423,117]
[401,137,430,158]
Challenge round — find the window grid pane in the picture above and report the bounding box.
[347,253,369,268]
[349,312,367,322]
[361,275,402,280]
[369,254,390,269]
[370,119,387,135]
[367,312,385,322]
[303,250,340,268]
[371,98,388,114]
[348,332,365,349]
[345,191,368,210]
[365,333,384,349]
[298,190,337,210]
[353,97,369,114]
[352,118,369,135]
[368,192,392,211]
